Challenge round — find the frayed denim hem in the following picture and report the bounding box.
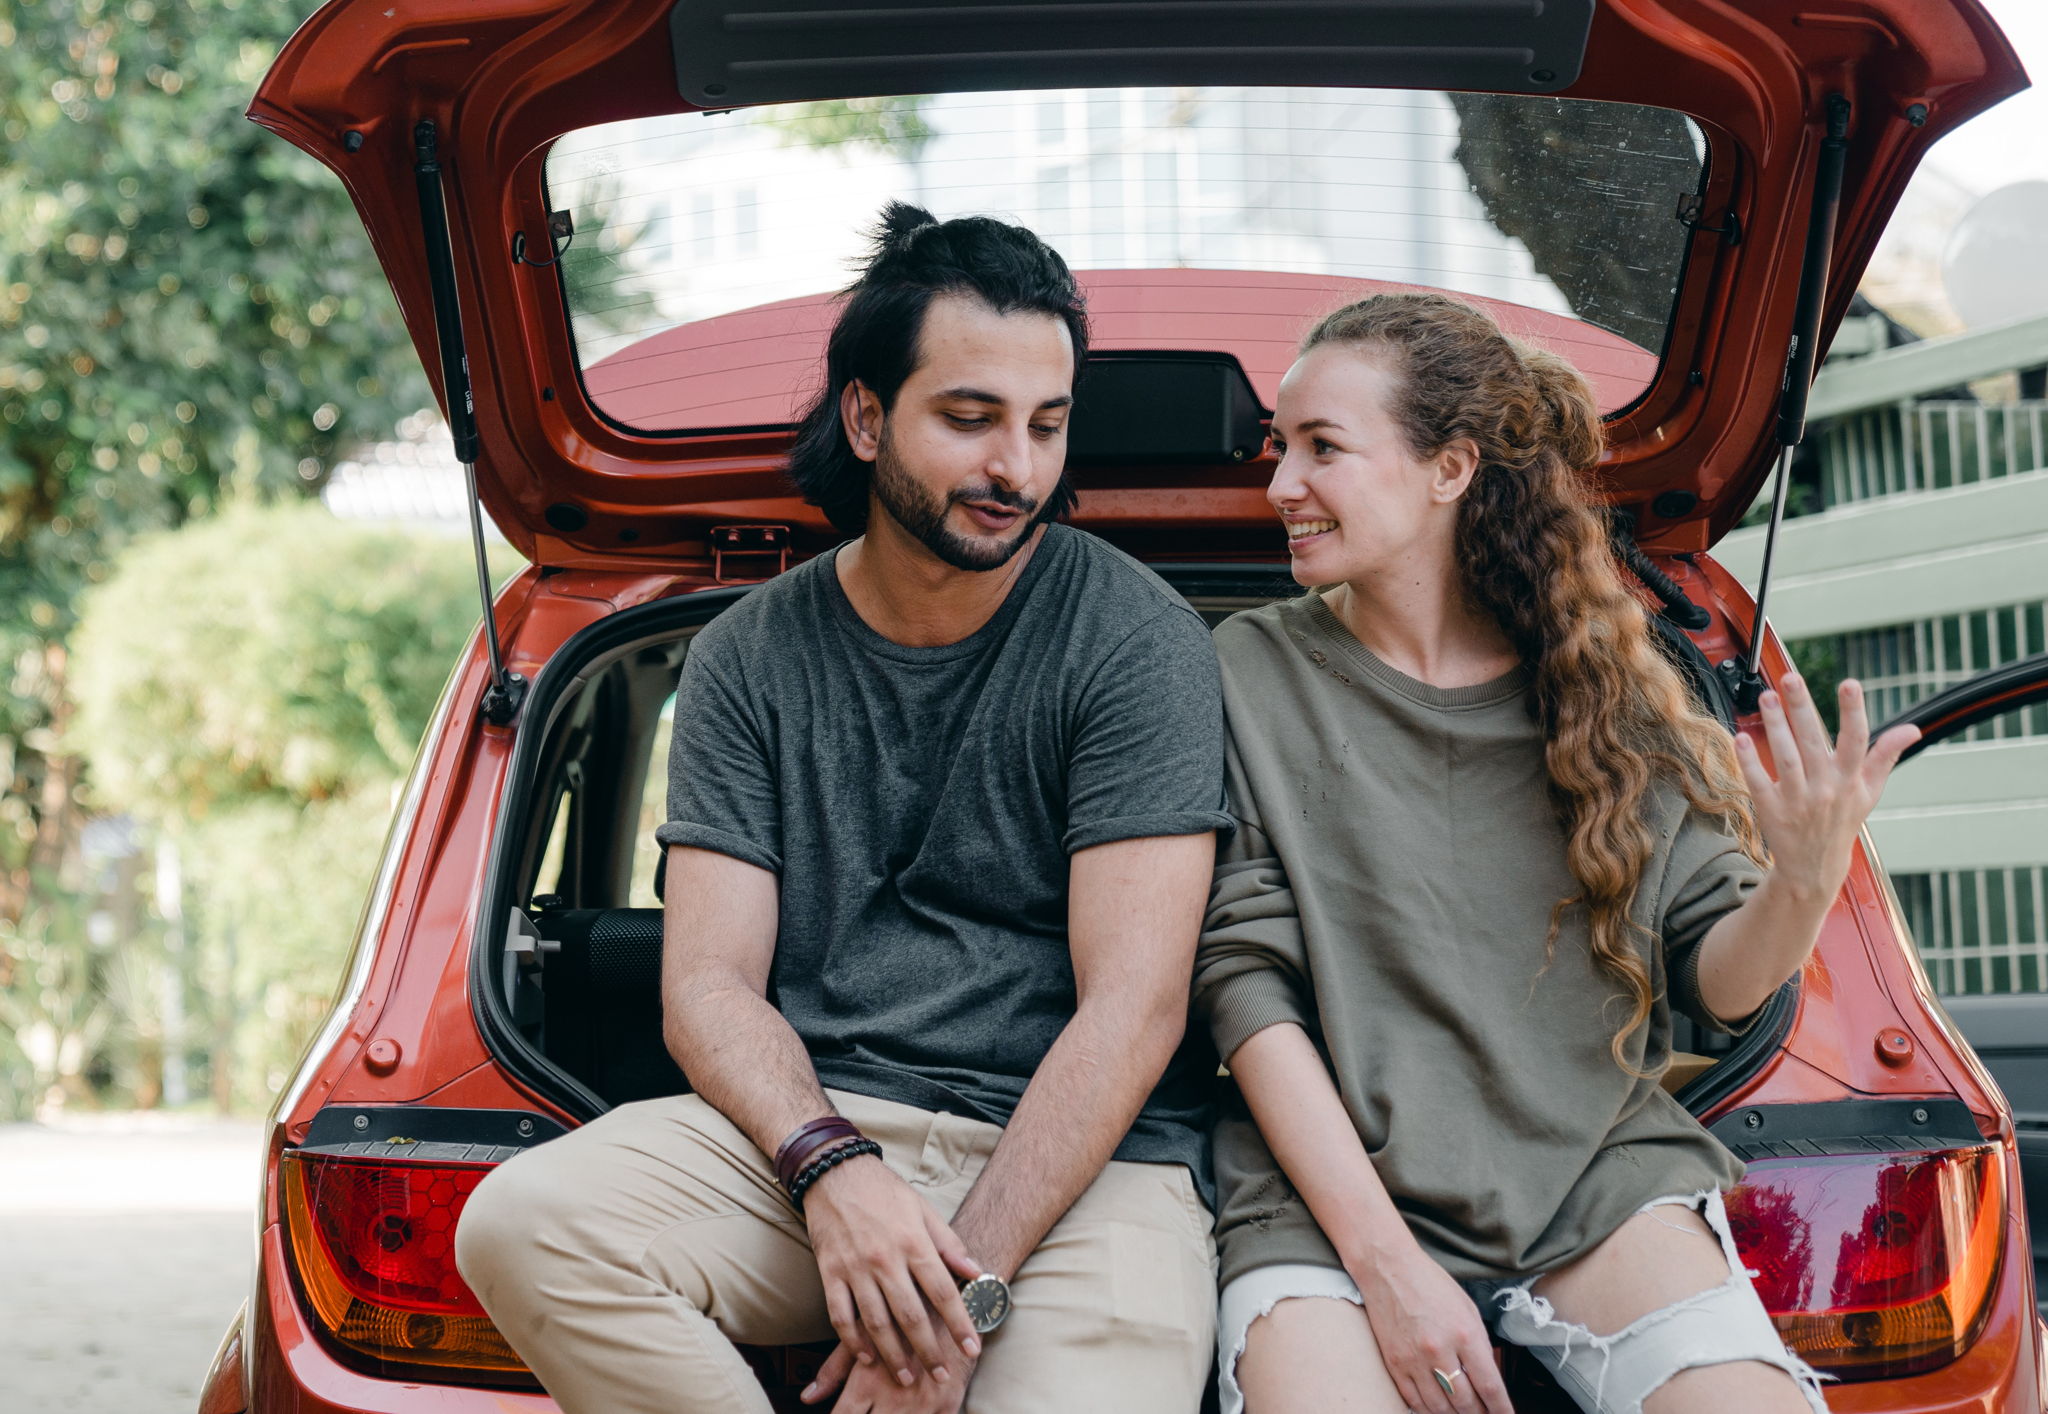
[1214,1189,1831,1414]
[1214,1263,1364,1414]
[1476,1189,1832,1414]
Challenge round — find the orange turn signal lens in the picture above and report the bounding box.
[281,1149,536,1384]
[1726,1144,2006,1379]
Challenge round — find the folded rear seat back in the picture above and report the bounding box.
[535,908,690,1104]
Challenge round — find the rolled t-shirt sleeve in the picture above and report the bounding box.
[653,626,783,874]
[1659,811,1766,1035]
[1061,605,1235,854]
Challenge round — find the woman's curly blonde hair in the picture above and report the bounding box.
[1302,291,1765,1066]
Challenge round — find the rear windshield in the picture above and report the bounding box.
[545,88,1707,432]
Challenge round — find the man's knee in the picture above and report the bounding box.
[454,1145,577,1302]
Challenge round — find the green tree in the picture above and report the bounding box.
[0,0,431,929]
[1448,93,1701,354]
[63,505,486,1111]
[762,96,936,160]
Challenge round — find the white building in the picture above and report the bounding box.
[1720,315,2048,995]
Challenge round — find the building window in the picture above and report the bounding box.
[1817,400,2048,513]
[1798,598,2048,743]
[1896,867,2048,994]
[733,187,759,256]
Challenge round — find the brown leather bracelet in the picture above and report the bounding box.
[790,1138,883,1210]
[774,1116,864,1194]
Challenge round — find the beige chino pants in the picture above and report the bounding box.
[454,1088,1218,1414]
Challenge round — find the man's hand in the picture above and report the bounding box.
[811,1335,977,1414]
[661,849,980,1382]
[801,1153,985,1389]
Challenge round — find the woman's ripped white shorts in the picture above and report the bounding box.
[1215,1189,1830,1414]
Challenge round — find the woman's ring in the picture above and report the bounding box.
[1432,1367,1464,1398]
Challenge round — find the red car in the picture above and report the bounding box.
[200,1,2048,1410]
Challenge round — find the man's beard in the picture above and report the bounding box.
[870,430,1065,572]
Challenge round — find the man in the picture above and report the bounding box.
[456,203,1228,1414]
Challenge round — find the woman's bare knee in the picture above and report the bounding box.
[1532,1205,1730,1337]
[1645,1359,1815,1414]
[1235,1296,1406,1414]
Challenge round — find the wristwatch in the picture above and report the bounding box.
[958,1272,1012,1334]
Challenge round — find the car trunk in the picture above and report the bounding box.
[476,566,1783,1124]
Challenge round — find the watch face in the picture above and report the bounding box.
[960,1274,1011,1334]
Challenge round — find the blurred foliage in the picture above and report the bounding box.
[0,877,110,1119]
[0,0,443,1114]
[70,506,475,817]
[1789,636,1847,737]
[174,790,401,1111]
[0,0,430,928]
[555,175,643,341]
[762,96,937,159]
[1448,93,1701,355]
[53,506,486,1112]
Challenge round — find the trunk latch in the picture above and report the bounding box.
[711,524,792,582]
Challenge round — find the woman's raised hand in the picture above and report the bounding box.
[1734,673,1920,904]
[1352,1244,1515,1414]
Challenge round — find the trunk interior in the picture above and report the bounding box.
[478,567,1775,1123]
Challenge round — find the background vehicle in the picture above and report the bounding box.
[197,1,2042,1411]
[1946,983,2048,1322]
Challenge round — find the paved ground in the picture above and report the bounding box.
[0,1113,265,1413]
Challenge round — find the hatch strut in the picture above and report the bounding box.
[413,119,526,726]
[1720,95,1852,714]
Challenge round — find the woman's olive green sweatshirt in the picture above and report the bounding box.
[1195,594,1757,1288]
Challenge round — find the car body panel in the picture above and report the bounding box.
[246,0,2025,561]
[581,272,1663,434]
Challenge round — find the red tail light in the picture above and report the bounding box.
[1725,1144,2006,1380]
[281,1150,535,1384]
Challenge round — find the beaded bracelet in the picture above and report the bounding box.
[789,1137,882,1209]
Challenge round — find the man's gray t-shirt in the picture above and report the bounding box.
[655,523,1232,1181]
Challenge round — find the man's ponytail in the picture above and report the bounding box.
[871,200,939,260]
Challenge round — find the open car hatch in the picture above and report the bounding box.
[250,0,2024,566]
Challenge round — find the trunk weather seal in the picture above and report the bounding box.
[1880,649,2048,765]
[469,586,756,1122]
[1673,976,1799,1117]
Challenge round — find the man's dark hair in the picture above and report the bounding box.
[787,202,1090,535]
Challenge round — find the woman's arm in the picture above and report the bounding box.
[1229,1023,1418,1278]
[1192,738,1318,1056]
[1230,1023,1513,1414]
[1696,672,1918,1021]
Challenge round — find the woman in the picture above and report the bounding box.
[1193,292,1916,1414]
